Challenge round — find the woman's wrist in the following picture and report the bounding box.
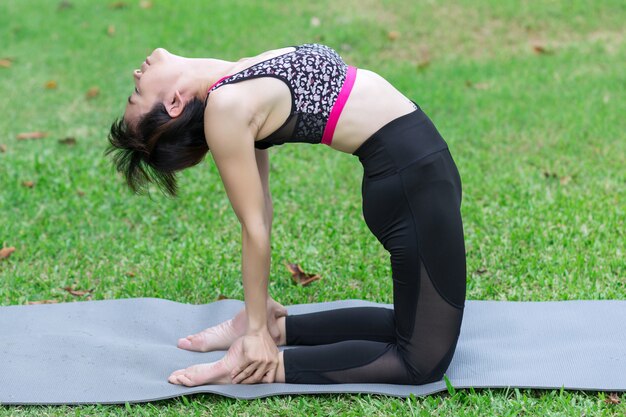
[246,306,268,330]
[246,323,269,335]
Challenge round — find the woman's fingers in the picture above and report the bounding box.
[240,364,269,384]
[238,360,278,384]
[229,360,248,381]
[231,362,256,384]
[232,361,277,384]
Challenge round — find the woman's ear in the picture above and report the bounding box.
[165,90,185,118]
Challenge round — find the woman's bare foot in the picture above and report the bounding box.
[169,336,243,386]
[178,300,287,352]
[177,312,245,352]
[168,339,286,386]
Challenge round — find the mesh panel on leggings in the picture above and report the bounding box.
[405,258,463,382]
[319,257,463,384]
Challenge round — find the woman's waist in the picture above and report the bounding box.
[327,69,420,153]
[352,107,449,181]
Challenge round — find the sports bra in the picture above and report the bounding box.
[204,43,357,149]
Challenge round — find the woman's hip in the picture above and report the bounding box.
[360,148,463,239]
[352,103,451,180]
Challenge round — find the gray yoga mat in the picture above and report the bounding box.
[1,297,625,405]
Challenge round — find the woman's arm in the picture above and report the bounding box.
[254,148,273,236]
[204,94,271,332]
[205,90,281,383]
[254,148,287,335]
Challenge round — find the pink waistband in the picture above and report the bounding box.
[321,65,357,146]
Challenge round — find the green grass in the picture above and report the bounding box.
[1,0,625,415]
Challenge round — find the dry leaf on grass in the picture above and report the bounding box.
[107,25,116,36]
[605,392,621,404]
[532,43,552,55]
[465,80,490,90]
[543,170,572,185]
[57,1,73,10]
[285,262,321,286]
[58,137,76,145]
[0,58,13,68]
[0,247,16,260]
[27,299,59,305]
[62,285,95,297]
[416,46,431,70]
[85,87,100,99]
[559,176,572,185]
[16,131,47,140]
[22,180,34,188]
[0,144,6,153]
[416,60,430,70]
[217,294,229,300]
[139,0,153,9]
[45,80,58,89]
[387,30,401,41]
[109,1,127,8]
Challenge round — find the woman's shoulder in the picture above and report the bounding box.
[204,85,253,120]
[203,91,257,144]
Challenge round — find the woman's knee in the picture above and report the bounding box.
[403,336,458,385]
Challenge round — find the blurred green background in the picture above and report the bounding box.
[1,0,625,415]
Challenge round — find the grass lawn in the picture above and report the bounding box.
[1,0,625,415]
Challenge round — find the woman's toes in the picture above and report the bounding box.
[168,368,196,386]
[176,374,194,386]
[168,370,185,384]
[178,334,207,351]
[177,337,193,349]
[167,362,230,386]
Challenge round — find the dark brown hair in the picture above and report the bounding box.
[106,97,208,197]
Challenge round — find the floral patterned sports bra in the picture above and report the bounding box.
[204,43,357,149]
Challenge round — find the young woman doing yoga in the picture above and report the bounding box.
[107,43,467,386]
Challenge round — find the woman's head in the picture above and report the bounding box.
[106,48,209,197]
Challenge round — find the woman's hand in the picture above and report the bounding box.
[231,327,279,384]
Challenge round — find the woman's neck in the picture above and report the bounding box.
[180,57,236,102]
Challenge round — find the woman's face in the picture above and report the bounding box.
[123,48,180,127]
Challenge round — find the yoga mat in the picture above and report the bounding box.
[1,297,625,405]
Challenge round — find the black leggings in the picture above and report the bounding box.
[283,105,467,384]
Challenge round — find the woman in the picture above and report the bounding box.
[107,43,466,386]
